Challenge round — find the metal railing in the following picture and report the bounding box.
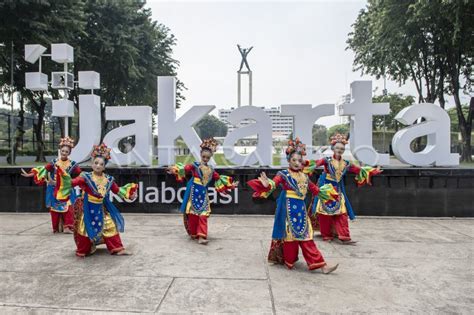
[0,112,62,154]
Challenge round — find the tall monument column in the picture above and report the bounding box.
[237,44,253,107]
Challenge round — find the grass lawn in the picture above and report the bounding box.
[2,154,473,168]
[0,153,282,167]
[175,153,282,166]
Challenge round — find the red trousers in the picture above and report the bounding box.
[50,207,74,232]
[283,240,326,270]
[187,214,208,239]
[75,233,124,257]
[318,213,351,241]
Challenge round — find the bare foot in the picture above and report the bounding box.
[116,249,132,255]
[198,238,209,245]
[63,229,74,234]
[321,263,339,274]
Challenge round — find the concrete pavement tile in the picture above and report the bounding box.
[432,220,474,238]
[268,257,473,314]
[209,215,275,228]
[349,226,472,243]
[0,272,172,313]
[334,240,472,260]
[349,218,450,231]
[0,213,49,235]
[1,215,472,314]
[0,235,76,272]
[156,278,273,314]
[123,214,183,227]
[119,222,271,241]
[211,225,271,241]
[341,228,414,243]
[123,214,275,228]
[0,305,112,314]
[55,238,268,280]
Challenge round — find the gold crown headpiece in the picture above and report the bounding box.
[91,143,111,161]
[330,133,348,146]
[200,138,218,153]
[285,137,306,160]
[58,136,75,149]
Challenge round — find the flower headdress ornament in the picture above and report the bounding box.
[330,133,348,146]
[200,138,219,153]
[91,143,111,161]
[285,137,306,161]
[58,136,75,149]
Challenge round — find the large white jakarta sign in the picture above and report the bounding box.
[25,43,459,167]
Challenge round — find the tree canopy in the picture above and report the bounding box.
[347,0,473,161]
[0,0,184,162]
[195,115,228,139]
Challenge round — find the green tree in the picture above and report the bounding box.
[312,124,327,146]
[0,0,87,162]
[347,0,473,161]
[195,115,228,139]
[448,105,471,133]
[72,0,185,137]
[327,124,349,139]
[0,0,184,161]
[372,94,415,131]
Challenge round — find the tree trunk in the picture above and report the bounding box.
[453,93,472,162]
[58,117,64,138]
[437,66,446,109]
[12,95,26,164]
[33,95,47,162]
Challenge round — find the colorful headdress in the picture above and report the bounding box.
[285,137,306,160]
[200,137,218,153]
[91,143,111,161]
[58,136,75,149]
[330,133,348,146]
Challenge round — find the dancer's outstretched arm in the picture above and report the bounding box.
[348,162,382,187]
[166,163,193,182]
[247,172,282,199]
[212,171,239,194]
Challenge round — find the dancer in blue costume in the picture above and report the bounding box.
[167,138,238,245]
[54,143,138,257]
[21,137,80,233]
[304,133,382,244]
[248,138,339,273]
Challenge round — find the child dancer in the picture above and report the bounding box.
[304,134,382,244]
[248,138,339,273]
[21,137,80,233]
[53,143,137,257]
[167,138,238,245]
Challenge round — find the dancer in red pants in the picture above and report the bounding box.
[54,143,137,257]
[248,138,338,274]
[21,137,81,233]
[304,134,382,244]
[167,138,238,245]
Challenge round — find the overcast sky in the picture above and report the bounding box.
[0,1,468,126]
[147,0,432,127]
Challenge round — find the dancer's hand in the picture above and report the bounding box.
[20,169,34,177]
[376,165,381,171]
[166,166,174,174]
[130,191,138,201]
[258,172,270,188]
[46,173,56,186]
[233,181,239,188]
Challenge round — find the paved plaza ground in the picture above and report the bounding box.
[0,213,472,314]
